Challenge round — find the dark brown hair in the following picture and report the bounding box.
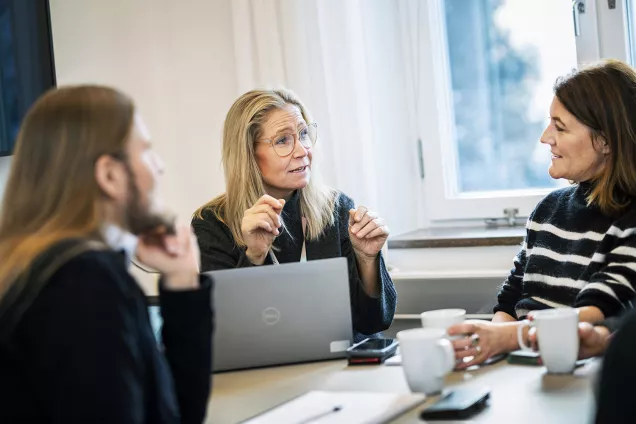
[0,85,134,300]
[555,59,636,216]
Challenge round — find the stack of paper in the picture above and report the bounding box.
[243,390,426,424]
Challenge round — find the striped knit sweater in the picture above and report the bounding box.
[494,182,636,320]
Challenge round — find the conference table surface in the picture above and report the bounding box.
[205,358,596,424]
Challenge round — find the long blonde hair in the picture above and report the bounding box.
[195,88,337,246]
[0,85,135,301]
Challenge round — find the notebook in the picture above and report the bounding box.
[242,391,426,424]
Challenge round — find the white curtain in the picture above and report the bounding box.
[229,0,424,235]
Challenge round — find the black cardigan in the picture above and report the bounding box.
[192,191,397,339]
[0,246,213,424]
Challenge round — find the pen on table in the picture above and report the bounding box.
[296,405,343,424]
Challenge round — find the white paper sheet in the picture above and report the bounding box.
[243,390,426,424]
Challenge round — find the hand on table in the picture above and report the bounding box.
[447,320,512,369]
[528,321,611,360]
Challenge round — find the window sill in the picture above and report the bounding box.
[388,226,524,249]
[389,269,509,281]
[394,313,493,321]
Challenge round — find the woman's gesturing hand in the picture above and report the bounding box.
[241,195,285,265]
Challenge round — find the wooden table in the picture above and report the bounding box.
[206,359,595,423]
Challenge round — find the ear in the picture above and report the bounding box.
[601,139,610,155]
[94,154,128,202]
[595,136,610,155]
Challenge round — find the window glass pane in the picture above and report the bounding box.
[444,0,576,193]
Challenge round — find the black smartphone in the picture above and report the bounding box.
[482,353,507,366]
[346,338,398,358]
[507,350,590,368]
[420,386,491,420]
[507,350,541,366]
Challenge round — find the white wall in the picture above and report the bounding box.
[45,0,240,291]
[3,0,422,235]
[49,0,237,222]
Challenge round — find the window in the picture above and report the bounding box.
[419,0,631,222]
[627,0,636,63]
[226,0,632,233]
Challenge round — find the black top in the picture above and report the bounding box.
[0,246,214,424]
[596,307,636,423]
[495,182,636,320]
[192,191,397,339]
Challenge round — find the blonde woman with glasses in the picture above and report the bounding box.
[193,89,396,339]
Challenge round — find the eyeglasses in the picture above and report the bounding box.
[256,122,318,157]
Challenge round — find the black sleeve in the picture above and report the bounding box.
[338,194,397,335]
[39,256,149,424]
[493,243,526,319]
[493,211,535,319]
[574,234,636,318]
[192,211,262,272]
[596,308,636,423]
[160,276,214,424]
[599,315,625,333]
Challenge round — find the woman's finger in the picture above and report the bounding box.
[451,336,474,351]
[447,322,479,337]
[255,195,285,211]
[355,218,381,238]
[353,206,369,222]
[364,223,389,240]
[455,347,481,359]
[251,220,275,234]
[248,204,283,228]
[528,327,539,351]
[457,352,487,369]
[578,322,598,345]
[244,214,277,235]
[350,211,376,234]
[253,213,278,234]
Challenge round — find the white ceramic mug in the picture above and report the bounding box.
[397,328,455,395]
[420,308,466,333]
[518,308,579,374]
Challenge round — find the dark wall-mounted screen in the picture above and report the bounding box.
[0,0,56,156]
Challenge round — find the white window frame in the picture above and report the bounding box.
[418,0,630,223]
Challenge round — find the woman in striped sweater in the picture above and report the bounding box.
[448,60,636,368]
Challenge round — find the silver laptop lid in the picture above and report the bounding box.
[207,257,353,372]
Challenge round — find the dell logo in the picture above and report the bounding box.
[262,307,281,325]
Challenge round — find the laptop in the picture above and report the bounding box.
[206,257,353,372]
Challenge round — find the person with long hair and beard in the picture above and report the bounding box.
[0,86,214,423]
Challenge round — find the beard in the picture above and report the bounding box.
[123,163,175,237]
